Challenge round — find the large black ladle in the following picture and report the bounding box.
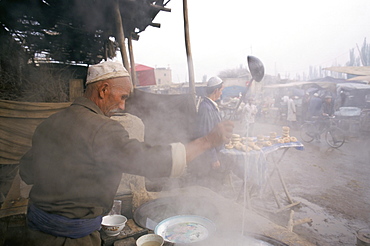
[247,55,265,83]
[229,55,265,119]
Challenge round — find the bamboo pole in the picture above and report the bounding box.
[182,0,196,104]
[128,36,137,87]
[113,0,130,73]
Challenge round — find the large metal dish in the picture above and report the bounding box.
[154,215,216,244]
[133,196,289,246]
[133,196,219,231]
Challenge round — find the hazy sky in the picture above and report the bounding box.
[131,0,370,82]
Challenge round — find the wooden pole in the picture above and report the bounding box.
[357,43,366,66]
[128,36,137,87]
[182,0,196,104]
[113,0,130,73]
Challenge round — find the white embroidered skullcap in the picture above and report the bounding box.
[86,61,130,85]
[207,76,223,87]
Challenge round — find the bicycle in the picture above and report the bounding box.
[300,115,346,148]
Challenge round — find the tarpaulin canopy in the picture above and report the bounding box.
[336,83,370,108]
[347,75,370,82]
[0,100,71,165]
[0,89,197,165]
[323,66,370,76]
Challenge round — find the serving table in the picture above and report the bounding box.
[220,140,304,212]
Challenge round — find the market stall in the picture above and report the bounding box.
[220,127,304,213]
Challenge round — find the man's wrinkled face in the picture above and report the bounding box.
[99,77,132,117]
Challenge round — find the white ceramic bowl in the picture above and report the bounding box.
[101,215,127,236]
[136,234,164,246]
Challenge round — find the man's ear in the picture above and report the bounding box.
[98,83,109,99]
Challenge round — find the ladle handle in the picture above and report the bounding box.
[229,79,254,120]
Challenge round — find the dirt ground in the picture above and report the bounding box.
[230,118,370,246]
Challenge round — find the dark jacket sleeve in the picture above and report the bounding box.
[19,149,34,185]
[93,120,173,179]
[195,100,220,164]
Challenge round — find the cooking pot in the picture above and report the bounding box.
[134,196,289,245]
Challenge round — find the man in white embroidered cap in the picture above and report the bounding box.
[187,76,225,189]
[19,61,233,245]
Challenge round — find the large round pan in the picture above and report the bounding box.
[133,196,219,231]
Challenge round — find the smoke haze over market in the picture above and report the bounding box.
[131,0,370,82]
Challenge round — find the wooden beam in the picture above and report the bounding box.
[182,0,196,104]
[150,4,171,12]
[149,23,161,28]
[113,0,131,76]
[128,36,137,88]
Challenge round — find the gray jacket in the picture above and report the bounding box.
[20,97,173,219]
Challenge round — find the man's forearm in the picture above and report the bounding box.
[185,136,212,163]
[185,120,233,163]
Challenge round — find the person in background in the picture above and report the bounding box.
[287,95,297,129]
[313,95,335,142]
[188,76,225,188]
[19,62,233,246]
[322,95,335,117]
[301,92,311,123]
[308,93,322,119]
[242,97,258,137]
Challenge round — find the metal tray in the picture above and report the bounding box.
[154,215,216,244]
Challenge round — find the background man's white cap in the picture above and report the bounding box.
[207,76,223,87]
[86,61,130,85]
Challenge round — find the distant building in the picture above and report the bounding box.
[135,64,172,86]
[154,67,172,86]
[135,64,156,86]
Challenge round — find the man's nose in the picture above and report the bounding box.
[119,101,126,110]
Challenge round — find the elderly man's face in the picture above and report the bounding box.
[99,77,132,117]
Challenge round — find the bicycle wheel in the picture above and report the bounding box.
[325,127,345,148]
[300,123,315,143]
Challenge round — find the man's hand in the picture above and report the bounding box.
[185,121,234,163]
[205,121,234,147]
[212,160,221,169]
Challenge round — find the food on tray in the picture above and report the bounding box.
[282,126,290,131]
[225,143,234,149]
[263,141,272,147]
[225,129,298,151]
[282,126,291,138]
[253,145,261,151]
[277,138,285,144]
[290,136,298,142]
[283,137,291,143]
